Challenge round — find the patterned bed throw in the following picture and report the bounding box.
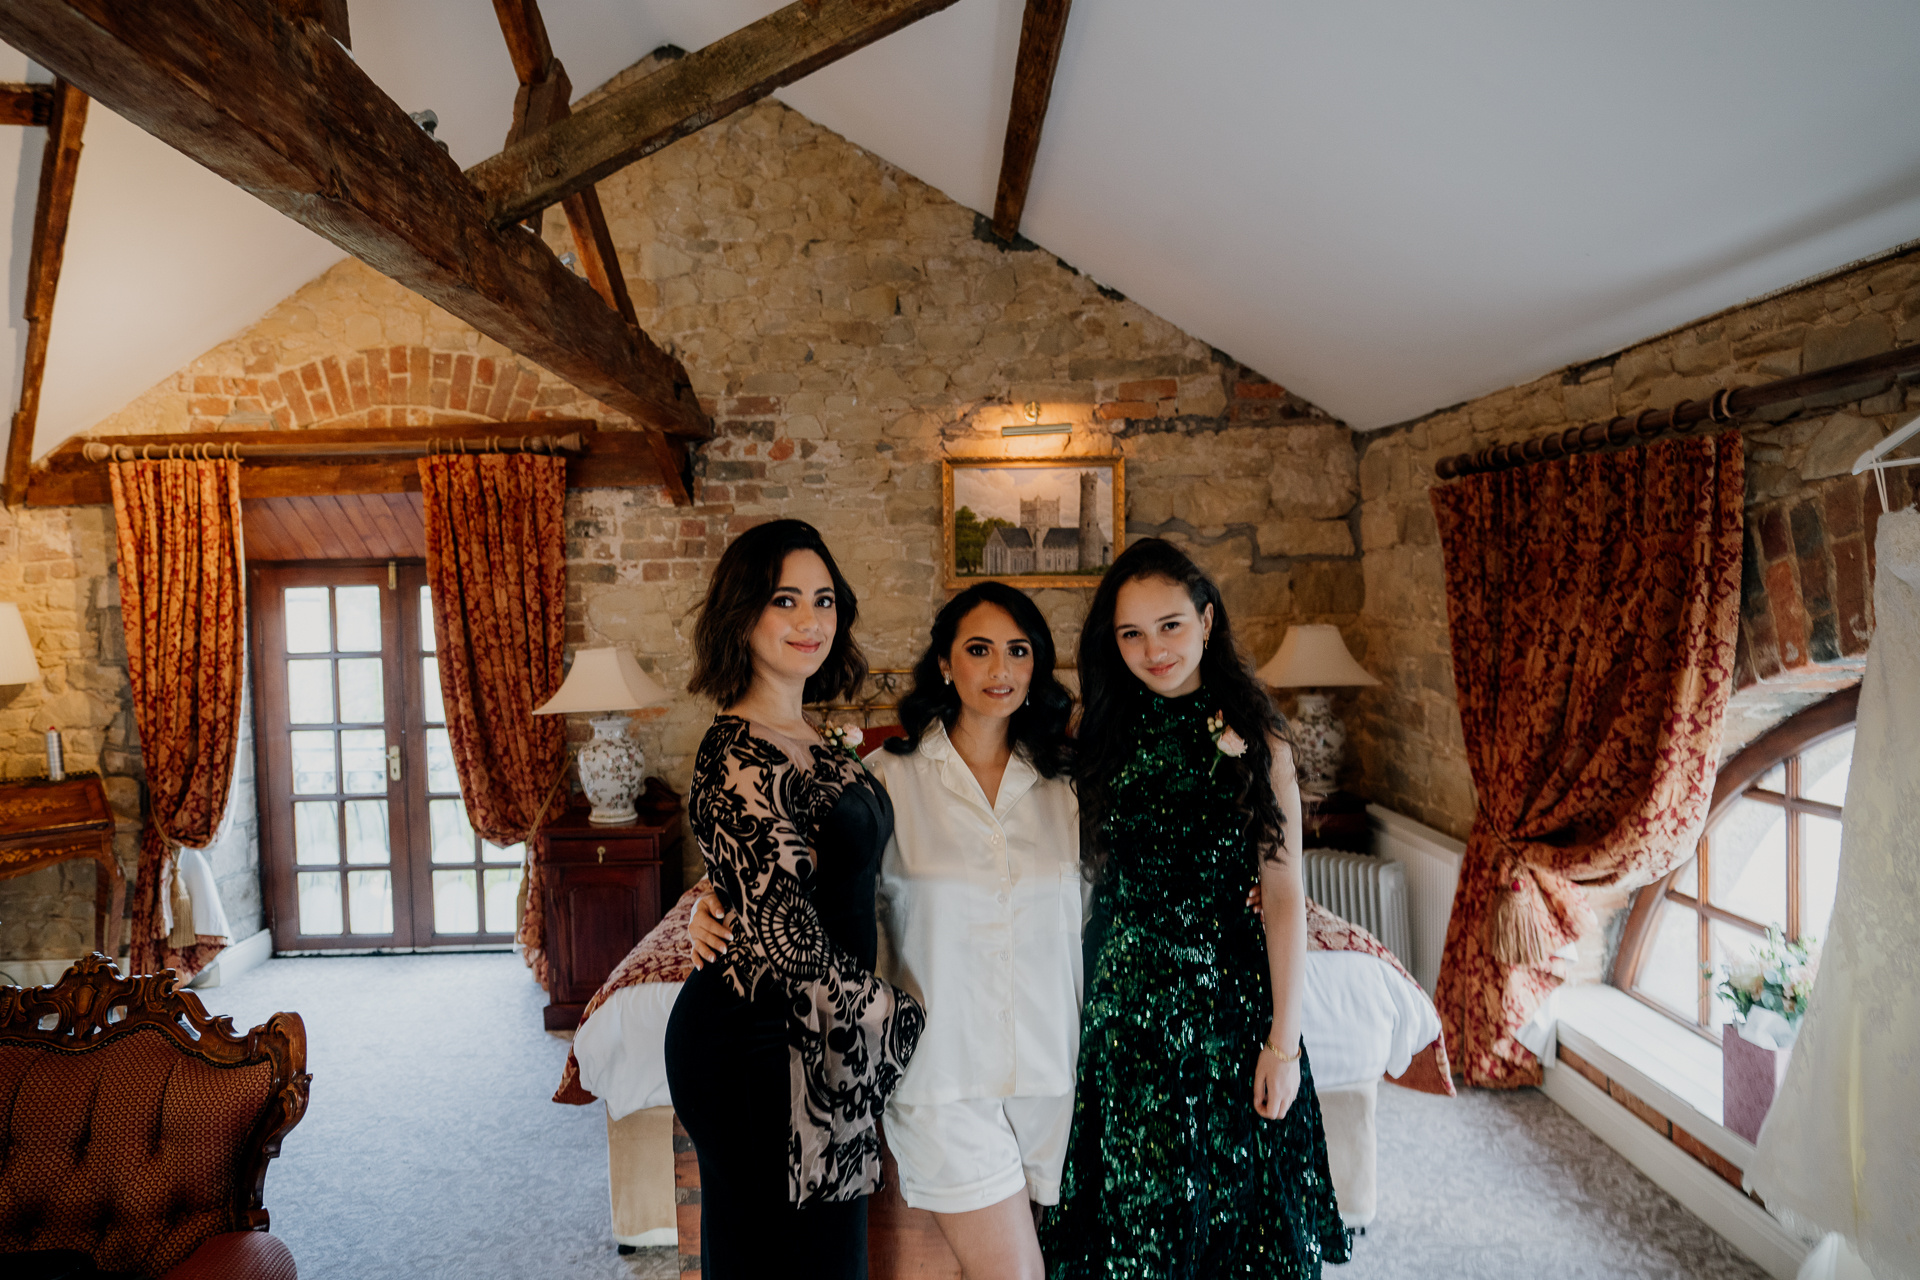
[1306,896,1455,1096]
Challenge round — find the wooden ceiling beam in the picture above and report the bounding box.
[490,0,642,331]
[0,83,55,126]
[278,0,349,48]
[2,80,87,509]
[0,0,705,506]
[991,0,1072,242]
[467,0,965,227]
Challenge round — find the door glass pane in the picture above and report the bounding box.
[1708,797,1786,927]
[335,586,382,652]
[421,656,446,724]
[419,586,436,652]
[290,731,337,795]
[430,798,477,863]
[426,727,459,793]
[347,870,394,934]
[433,869,479,934]
[296,871,343,934]
[344,800,390,865]
[1671,855,1697,898]
[337,658,385,723]
[284,588,330,653]
[286,660,334,724]
[1636,900,1701,1020]
[293,801,339,866]
[340,729,388,794]
[1709,922,1767,1030]
[483,839,524,865]
[1801,814,1844,943]
[484,868,523,934]
[1800,730,1855,806]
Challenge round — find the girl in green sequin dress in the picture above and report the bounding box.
[1040,538,1351,1279]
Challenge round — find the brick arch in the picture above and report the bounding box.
[181,346,564,435]
[1724,467,1913,746]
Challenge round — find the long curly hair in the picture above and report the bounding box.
[687,519,868,708]
[885,582,1073,779]
[1075,538,1291,879]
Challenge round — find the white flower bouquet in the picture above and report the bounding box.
[1714,927,1819,1049]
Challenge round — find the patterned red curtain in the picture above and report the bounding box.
[1430,432,1744,1086]
[418,454,568,982]
[111,459,247,978]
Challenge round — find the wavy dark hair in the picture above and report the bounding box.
[1075,537,1291,878]
[687,519,868,708]
[885,582,1073,778]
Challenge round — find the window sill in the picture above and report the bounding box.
[1548,982,1754,1174]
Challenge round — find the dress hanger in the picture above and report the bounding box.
[1852,412,1920,512]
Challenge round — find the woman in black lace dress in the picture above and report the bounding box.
[664,520,925,1279]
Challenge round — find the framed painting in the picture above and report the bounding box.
[942,456,1125,589]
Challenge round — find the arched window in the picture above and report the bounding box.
[1612,687,1858,1039]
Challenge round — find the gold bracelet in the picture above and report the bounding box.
[1263,1036,1301,1064]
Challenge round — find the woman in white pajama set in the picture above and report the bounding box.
[691,580,1081,1279]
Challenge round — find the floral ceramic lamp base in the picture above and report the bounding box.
[1291,692,1344,798]
[579,714,645,826]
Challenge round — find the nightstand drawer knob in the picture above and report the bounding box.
[597,846,607,863]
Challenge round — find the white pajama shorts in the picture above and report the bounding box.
[883,1094,1074,1215]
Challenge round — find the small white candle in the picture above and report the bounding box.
[45,725,64,781]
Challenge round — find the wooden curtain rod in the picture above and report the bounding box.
[80,431,586,463]
[1434,344,1920,480]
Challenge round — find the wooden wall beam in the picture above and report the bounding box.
[0,83,55,126]
[24,421,676,506]
[467,0,964,226]
[991,0,1072,242]
[490,0,641,331]
[2,80,87,509]
[0,0,704,506]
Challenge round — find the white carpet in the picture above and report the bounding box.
[199,953,1768,1279]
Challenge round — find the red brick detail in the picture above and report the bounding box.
[1831,537,1872,653]
[1118,378,1177,402]
[1607,1080,1672,1137]
[1235,381,1288,399]
[1764,560,1812,669]
[1556,1046,1610,1094]
[769,438,795,461]
[1097,400,1157,420]
[1673,1125,1745,1191]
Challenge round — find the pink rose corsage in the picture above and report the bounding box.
[825,724,865,762]
[1206,712,1248,776]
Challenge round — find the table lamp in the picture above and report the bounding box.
[1257,624,1380,797]
[533,647,671,825]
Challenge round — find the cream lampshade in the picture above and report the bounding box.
[0,604,41,685]
[534,647,672,825]
[1258,625,1380,797]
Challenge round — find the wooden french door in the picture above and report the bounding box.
[251,562,524,952]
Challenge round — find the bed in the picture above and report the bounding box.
[556,879,1451,1249]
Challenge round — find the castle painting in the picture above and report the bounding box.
[945,459,1123,587]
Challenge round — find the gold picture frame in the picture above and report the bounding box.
[941,456,1125,590]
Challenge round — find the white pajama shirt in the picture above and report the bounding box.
[866,722,1087,1212]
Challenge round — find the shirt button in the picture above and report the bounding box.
[990,833,1003,846]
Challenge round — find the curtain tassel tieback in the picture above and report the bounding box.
[166,854,198,949]
[1481,854,1593,969]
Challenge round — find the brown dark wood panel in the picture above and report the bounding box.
[0,82,55,126]
[3,80,86,508]
[0,0,706,507]
[991,0,1072,242]
[25,422,670,506]
[467,0,964,226]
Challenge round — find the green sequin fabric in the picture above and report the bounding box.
[1041,688,1352,1278]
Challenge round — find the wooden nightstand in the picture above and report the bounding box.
[536,777,681,1031]
[0,774,124,959]
[1302,788,1370,854]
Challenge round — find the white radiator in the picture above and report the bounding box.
[1366,805,1466,997]
[1303,850,1412,974]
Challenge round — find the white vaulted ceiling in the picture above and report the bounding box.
[6,0,1920,457]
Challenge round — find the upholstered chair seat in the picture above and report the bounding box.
[0,955,309,1280]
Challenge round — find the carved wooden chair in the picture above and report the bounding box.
[0,954,309,1279]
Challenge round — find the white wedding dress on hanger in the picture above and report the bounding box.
[1748,507,1920,1280]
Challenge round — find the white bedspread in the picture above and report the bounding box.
[575,949,1441,1121]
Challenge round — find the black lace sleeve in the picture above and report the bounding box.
[691,719,924,1204]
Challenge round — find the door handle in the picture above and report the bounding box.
[388,746,403,781]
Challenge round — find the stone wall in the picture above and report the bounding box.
[1348,244,1920,980]
[11,83,1361,924]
